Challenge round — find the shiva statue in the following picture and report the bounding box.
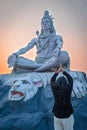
[0,10,87,130]
[7,10,70,73]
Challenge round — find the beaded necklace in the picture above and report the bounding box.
[37,33,53,54]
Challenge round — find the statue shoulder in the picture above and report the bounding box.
[55,34,63,41]
[31,38,38,44]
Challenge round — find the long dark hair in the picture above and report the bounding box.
[55,76,68,103]
[56,76,68,87]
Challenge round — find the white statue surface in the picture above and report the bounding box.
[6,10,87,99]
[0,10,87,130]
[7,10,70,73]
[0,71,86,101]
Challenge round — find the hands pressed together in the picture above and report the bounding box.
[56,64,64,73]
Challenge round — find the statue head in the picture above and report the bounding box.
[5,74,44,102]
[41,10,56,34]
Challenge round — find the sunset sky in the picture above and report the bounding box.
[0,0,87,74]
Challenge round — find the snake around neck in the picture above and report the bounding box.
[37,33,54,54]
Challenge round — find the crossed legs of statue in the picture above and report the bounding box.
[12,51,70,73]
[34,51,70,72]
[12,56,42,73]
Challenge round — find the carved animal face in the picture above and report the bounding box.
[8,76,43,102]
[0,71,87,103]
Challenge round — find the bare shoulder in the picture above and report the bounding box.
[31,38,38,43]
[55,34,63,41]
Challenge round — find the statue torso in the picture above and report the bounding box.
[36,33,57,58]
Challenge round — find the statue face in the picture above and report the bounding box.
[41,18,51,30]
[8,76,43,102]
[1,71,86,103]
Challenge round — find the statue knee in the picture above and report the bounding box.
[62,58,70,70]
[59,51,70,69]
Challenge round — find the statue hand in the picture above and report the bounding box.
[52,48,60,57]
[73,80,87,98]
[7,54,17,68]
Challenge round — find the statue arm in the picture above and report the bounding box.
[53,35,63,56]
[15,38,36,56]
[56,35,63,49]
[7,38,36,67]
